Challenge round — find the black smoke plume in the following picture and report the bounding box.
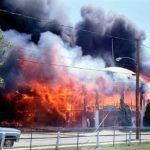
[0,1,145,65]
[0,0,69,43]
[75,6,145,69]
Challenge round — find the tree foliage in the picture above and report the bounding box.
[143,102,150,126]
[0,28,12,86]
[118,95,132,126]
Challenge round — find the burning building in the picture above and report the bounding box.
[0,0,149,127]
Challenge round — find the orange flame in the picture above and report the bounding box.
[2,48,150,127]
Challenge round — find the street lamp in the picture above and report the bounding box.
[115,42,140,140]
[116,57,136,62]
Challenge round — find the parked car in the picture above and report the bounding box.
[0,127,21,147]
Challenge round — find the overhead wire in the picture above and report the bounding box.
[17,57,108,73]
[15,57,137,76]
[0,7,150,72]
[141,44,150,50]
[0,8,137,42]
[1,8,150,49]
[0,51,136,76]
[0,8,150,49]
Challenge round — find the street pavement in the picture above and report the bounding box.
[4,129,150,150]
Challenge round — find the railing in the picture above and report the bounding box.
[1,127,150,150]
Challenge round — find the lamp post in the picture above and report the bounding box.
[116,57,136,62]
[116,39,140,139]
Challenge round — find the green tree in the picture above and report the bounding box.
[118,94,132,126]
[0,28,12,86]
[143,102,150,126]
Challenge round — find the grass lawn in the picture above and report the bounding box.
[4,142,150,150]
[100,143,150,150]
[60,142,150,150]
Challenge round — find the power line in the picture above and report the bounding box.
[1,8,150,60]
[0,52,137,75]
[1,8,150,50]
[0,8,134,42]
[141,44,150,50]
[18,58,107,72]
[17,57,136,76]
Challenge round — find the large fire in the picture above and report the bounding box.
[0,45,149,127]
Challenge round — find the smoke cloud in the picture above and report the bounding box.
[0,0,70,43]
[0,1,145,92]
[75,6,145,68]
[1,29,135,92]
[0,1,148,126]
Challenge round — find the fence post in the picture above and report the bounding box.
[128,130,132,146]
[139,129,141,144]
[30,128,33,150]
[125,127,127,145]
[113,126,116,146]
[55,131,60,150]
[77,131,79,150]
[96,130,99,148]
[0,133,5,150]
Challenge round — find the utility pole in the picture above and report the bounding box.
[135,39,140,139]
[112,38,114,61]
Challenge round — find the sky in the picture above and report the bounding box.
[60,0,150,47]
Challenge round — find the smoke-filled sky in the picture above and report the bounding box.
[0,0,149,88]
[61,0,150,47]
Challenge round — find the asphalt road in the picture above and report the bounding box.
[5,130,150,150]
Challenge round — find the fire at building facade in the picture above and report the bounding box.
[0,0,150,128]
